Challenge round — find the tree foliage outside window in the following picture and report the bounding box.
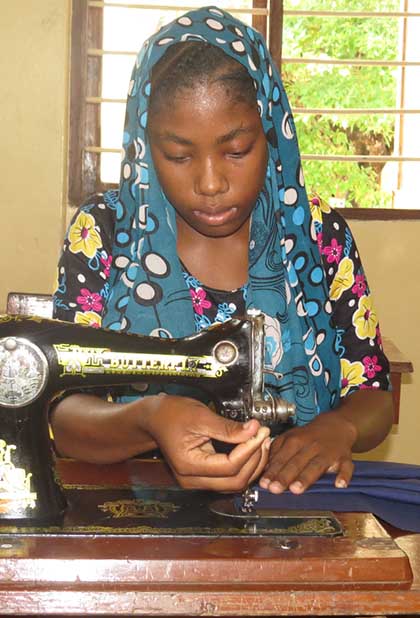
[283,0,401,208]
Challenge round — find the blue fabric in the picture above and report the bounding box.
[254,461,420,532]
[102,6,342,422]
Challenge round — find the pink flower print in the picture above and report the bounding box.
[316,231,323,253]
[190,287,212,315]
[76,288,103,312]
[322,238,343,264]
[352,274,367,298]
[100,254,112,278]
[362,355,382,379]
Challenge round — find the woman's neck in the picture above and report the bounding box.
[176,220,249,291]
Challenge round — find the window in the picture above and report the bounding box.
[282,0,420,216]
[69,0,420,217]
[69,0,279,207]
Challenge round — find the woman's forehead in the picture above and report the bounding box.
[148,83,262,142]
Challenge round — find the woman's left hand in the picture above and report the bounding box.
[259,410,357,494]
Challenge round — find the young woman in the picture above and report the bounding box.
[53,6,393,495]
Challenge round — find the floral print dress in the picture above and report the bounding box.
[54,192,390,401]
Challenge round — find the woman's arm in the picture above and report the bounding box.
[260,203,394,495]
[52,196,271,491]
[333,388,393,453]
[50,393,158,463]
[51,392,271,492]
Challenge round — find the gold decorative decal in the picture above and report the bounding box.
[53,344,228,379]
[262,519,338,536]
[0,440,36,512]
[0,315,43,324]
[0,315,13,324]
[98,498,180,519]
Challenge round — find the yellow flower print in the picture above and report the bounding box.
[340,358,367,397]
[68,212,102,258]
[309,194,331,224]
[353,294,378,340]
[74,311,102,328]
[330,257,354,301]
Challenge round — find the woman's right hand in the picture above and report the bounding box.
[138,394,271,492]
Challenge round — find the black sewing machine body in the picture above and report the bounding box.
[0,312,294,525]
[0,314,252,413]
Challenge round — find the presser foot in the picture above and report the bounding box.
[209,489,343,536]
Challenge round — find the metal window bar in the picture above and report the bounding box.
[86,48,420,68]
[85,97,420,115]
[284,10,420,18]
[88,1,268,14]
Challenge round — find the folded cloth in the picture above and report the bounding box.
[253,460,420,533]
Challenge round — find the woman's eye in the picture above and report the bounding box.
[165,154,189,163]
[228,146,252,158]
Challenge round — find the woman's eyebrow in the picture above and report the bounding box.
[157,126,256,146]
[216,126,255,145]
[158,132,193,145]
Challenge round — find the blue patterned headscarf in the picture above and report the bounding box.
[102,6,341,423]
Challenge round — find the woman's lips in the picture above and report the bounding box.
[193,207,236,226]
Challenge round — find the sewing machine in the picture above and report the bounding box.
[0,310,295,525]
[0,312,415,603]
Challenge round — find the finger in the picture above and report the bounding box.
[276,454,353,495]
[170,425,270,478]
[232,436,271,490]
[247,437,271,486]
[186,404,262,446]
[174,445,266,492]
[201,412,262,445]
[224,436,270,491]
[261,438,329,494]
[287,453,331,494]
[259,436,285,489]
[227,425,270,464]
[259,434,308,492]
[210,425,270,477]
[334,458,354,488]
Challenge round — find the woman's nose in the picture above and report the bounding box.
[194,158,228,196]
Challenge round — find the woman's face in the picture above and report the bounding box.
[148,81,268,240]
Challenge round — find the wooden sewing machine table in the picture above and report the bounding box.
[0,458,419,616]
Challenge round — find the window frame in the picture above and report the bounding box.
[68,0,420,220]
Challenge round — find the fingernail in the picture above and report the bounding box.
[336,479,347,488]
[268,481,284,494]
[289,481,304,494]
[263,437,271,450]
